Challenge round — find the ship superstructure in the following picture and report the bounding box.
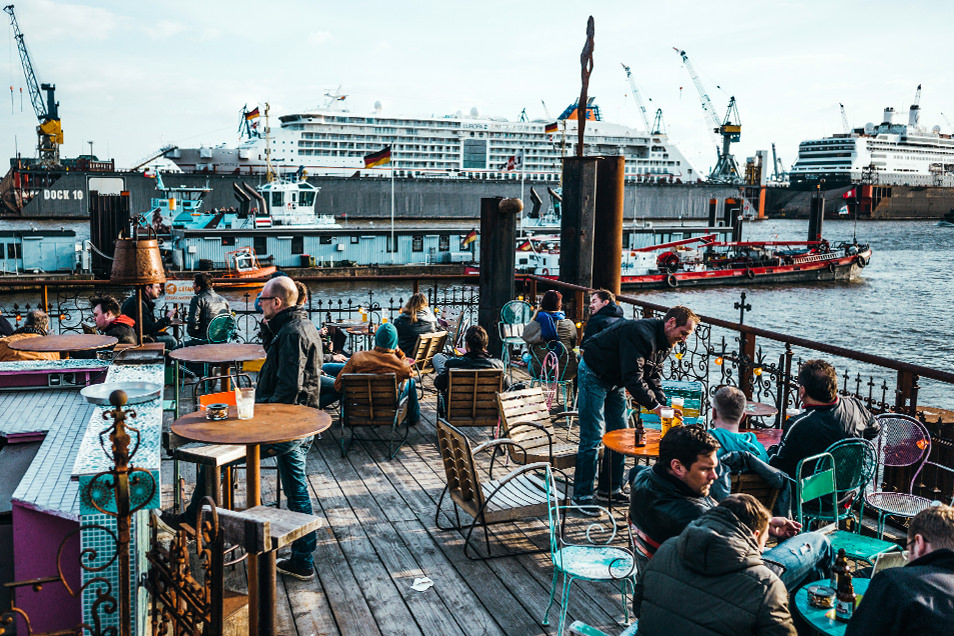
[167,97,700,182]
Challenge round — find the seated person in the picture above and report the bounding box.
[432,325,507,395]
[847,504,954,636]
[0,315,13,337]
[629,424,832,616]
[769,359,880,478]
[392,292,438,355]
[334,322,420,426]
[638,493,796,636]
[580,288,624,347]
[122,282,177,349]
[0,310,59,361]
[186,273,231,345]
[521,289,578,379]
[91,295,137,345]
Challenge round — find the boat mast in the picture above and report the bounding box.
[264,102,275,183]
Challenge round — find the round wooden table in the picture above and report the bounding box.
[745,399,780,418]
[603,427,783,459]
[170,343,266,389]
[8,333,118,359]
[793,578,869,635]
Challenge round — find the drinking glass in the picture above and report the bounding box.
[235,387,256,420]
[670,396,684,416]
[660,407,675,438]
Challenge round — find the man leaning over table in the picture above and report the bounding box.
[166,276,322,581]
[571,305,699,511]
[846,504,954,636]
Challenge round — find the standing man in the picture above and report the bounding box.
[122,283,177,349]
[769,359,880,478]
[186,273,231,345]
[91,296,138,345]
[847,504,954,636]
[572,305,699,508]
[580,288,624,346]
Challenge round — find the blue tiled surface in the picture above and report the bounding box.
[0,360,108,372]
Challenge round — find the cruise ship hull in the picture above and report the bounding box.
[765,184,954,219]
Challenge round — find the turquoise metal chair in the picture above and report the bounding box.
[568,621,639,636]
[543,469,637,636]
[498,300,532,378]
[795,451,900,565]
[799,438,877,529]
[206,313,237,343]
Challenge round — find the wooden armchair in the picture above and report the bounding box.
[437,368,504,427]
[496,386,577,470]
[409,330,448,376]
[338,373,409,459]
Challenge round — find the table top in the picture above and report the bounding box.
[745,400,780,417]
[793,578,869,635]
[603,427,783,458]
[8,334,118,352]
[169,343,266,364]
[171,403,331,445]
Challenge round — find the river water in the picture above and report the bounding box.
[2,217,951,405]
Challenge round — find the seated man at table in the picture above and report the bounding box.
[768,359,879,478]
[91,295,137,345]
[335,322,420,426]
[629,424,832,616]
[122,282,177,349]
[0,310,59,361]
[432,325,507,395]
[185,273,231,345]
[638,493,796,636]
[846,504,954,636]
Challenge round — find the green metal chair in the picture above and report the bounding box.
[799,438,877,529]
[206,313,237,344]
[498,300,532,378]
[795,450,900,565]
[543,469,637,636]
[568,621,639,636]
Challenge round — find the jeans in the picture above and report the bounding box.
[320,362,345,408]
[763,531,834,591]
[573,358,628,501]
[186,438,317,568]
[431,353,449,376]
[154,332,179,350]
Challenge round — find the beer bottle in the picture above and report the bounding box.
[831,548,848,589]
[835,567,856,622]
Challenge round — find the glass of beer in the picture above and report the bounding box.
[235,387,256,420]
[660,407,675,438]
[670,396,684,417]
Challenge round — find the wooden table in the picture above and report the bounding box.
[170,343,266,389]
[171,403,331,636]
[8,333,117,359]
[745,400,779,418]
[346,324,373,351]
[793,578,869,635]
[603,427,783,459]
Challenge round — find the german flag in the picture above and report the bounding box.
[462,228,478,246]
[544,122,558,134]
[364,146,392,168]
[518,239,533,251]
[245,107,260,120]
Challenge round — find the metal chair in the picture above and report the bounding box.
[542,469,637,636]
[865,413,951,538]
[800,438,877,530]
[337,373,410,458]
[795,451,900,565]
[206,313,237,344]
[436,368,503,427]
[528,339,577,408]
[498,300,532,377]
[435,419,557,560]
[568,621,639,636]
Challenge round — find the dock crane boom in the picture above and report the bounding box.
[4,4,61,165]
[673,47,741,183]
[839,103,851,134]
[620,63,653,132]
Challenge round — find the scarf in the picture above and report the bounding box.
[536,310,565,342]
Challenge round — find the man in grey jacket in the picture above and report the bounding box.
[638,494,796,636]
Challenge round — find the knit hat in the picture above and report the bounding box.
[375,322,399,350]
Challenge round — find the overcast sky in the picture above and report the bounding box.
[1,0,948,174]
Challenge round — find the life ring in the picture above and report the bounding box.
[542,268,550,276]
[666,274,678,288]
[745,268,755,280]
[828,263,837,273]
[854,255,867,268]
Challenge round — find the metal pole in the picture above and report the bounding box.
[390,148,395,264]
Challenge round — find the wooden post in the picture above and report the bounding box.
[41,284,49,314]
[739,333,756,400]
[592,156,625,296]
[559,157,599,288]
[478,197,519,357]
[896,370,919,416]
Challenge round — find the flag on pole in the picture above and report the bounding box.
[518,239,533,251]
[462,228,478,246]
[504,150,524,172]
[842,188,856,199]
[544,122,558,134]
[364,146,392,168]
[698,234,717,245]
[245,107,260,120]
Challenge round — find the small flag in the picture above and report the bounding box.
[504,150,524,172]
[699,234,716,245]
[255,216,273,228]
[544,122,558,134]
[462,229,478,246]
[518,239,533,251]
[245,107,260,120]
[842,188,856,199]
[364,146,392,168]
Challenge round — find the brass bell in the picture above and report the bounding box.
[110,230,166,285]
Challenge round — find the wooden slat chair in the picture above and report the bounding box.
[437,368,504,427]
[496,386,577,470]
[731,473,782,512]
[409,330,448,377]
[338,373,410,459]
[435,418,562,559]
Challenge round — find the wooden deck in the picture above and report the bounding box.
[162,379,633,636]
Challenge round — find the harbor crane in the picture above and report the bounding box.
[621,62,653,132]
[771,143,787,181]
[673,47,741,183]
[4,4,62,165]
[652,108,666,135]
[941,112,954,134]
[839,103,851,134]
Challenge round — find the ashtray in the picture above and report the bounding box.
[807,585,835,608]
[206,403,229,421]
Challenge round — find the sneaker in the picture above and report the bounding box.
[596,490,630,505]
[277,559,315,581]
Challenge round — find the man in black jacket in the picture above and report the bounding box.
[572,305,698,508]
[769,359,880,478]
[433,325,506,394]
[847,504,954,636]
[91,295,137,345]
[122,283,177,349]
[185,273,231,344]
[580,288,624,346]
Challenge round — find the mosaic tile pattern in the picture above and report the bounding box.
[0,359,108,372]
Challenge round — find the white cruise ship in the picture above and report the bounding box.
[166,97,700,182]
[789,99,954,188]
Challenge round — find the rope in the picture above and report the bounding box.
[86,241,114,261]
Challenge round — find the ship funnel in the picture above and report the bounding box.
[882,107,895,125]
[909,105,920,127]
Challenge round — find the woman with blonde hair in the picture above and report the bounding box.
[392,292,438,354]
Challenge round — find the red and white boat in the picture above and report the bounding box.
[219,247,276,288]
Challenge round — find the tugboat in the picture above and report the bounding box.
[220,247,276,288]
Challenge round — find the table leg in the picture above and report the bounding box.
[258,551,276,636]
[247,443,261,636]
